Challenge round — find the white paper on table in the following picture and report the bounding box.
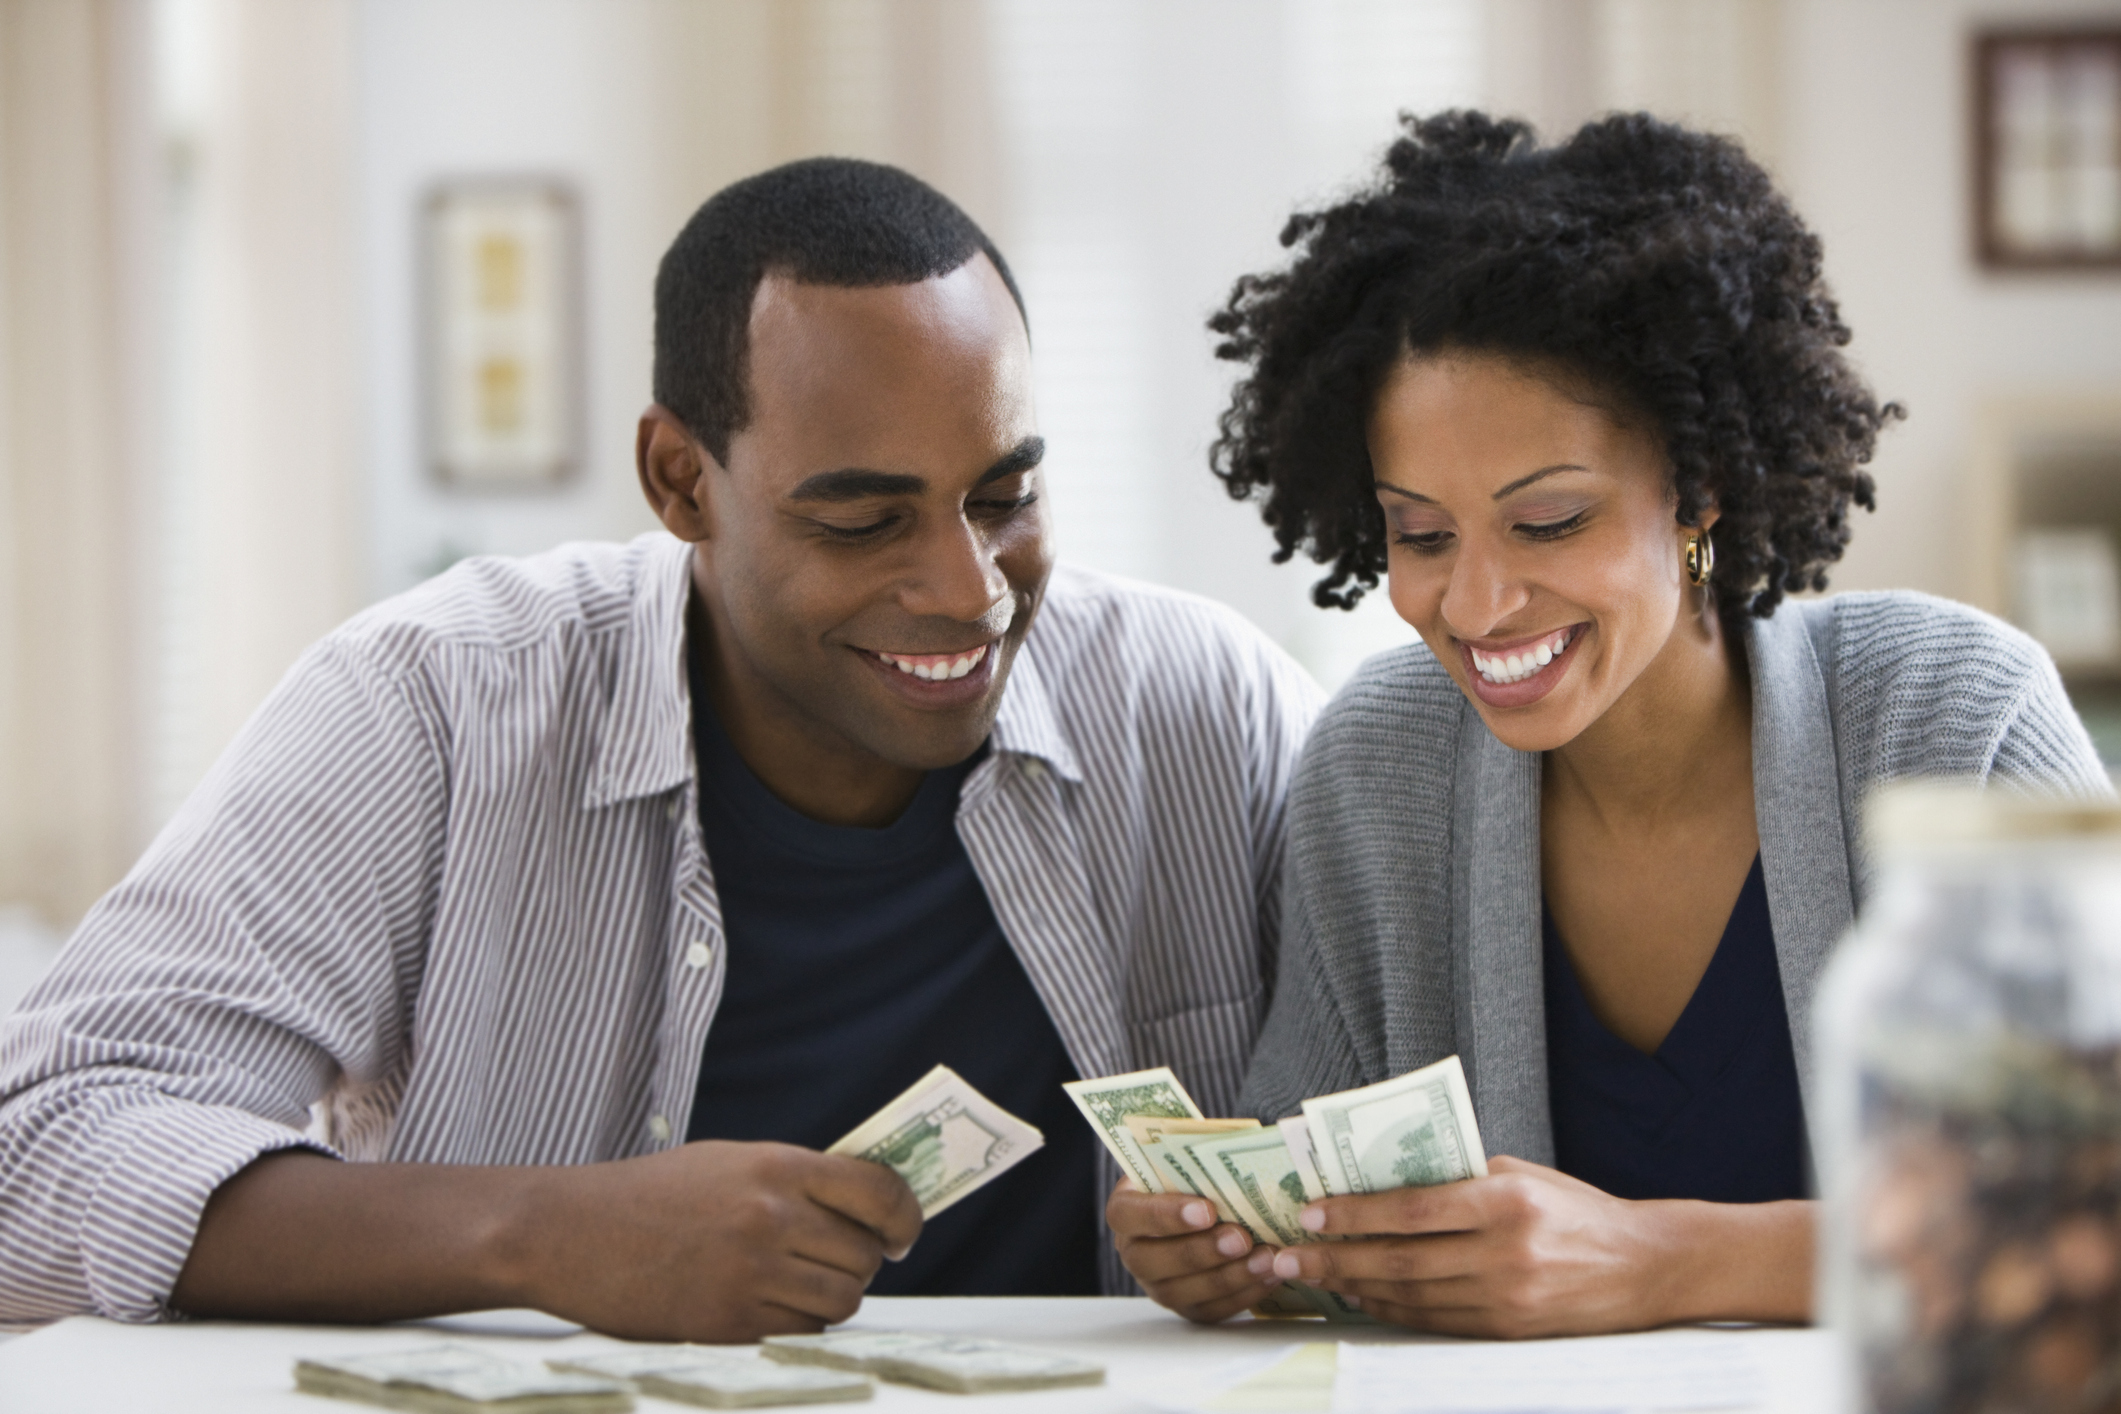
[1123,1344,1306,1413]
[1333,1332,1763,1413]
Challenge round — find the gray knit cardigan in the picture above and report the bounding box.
[1240,591,2111,1162]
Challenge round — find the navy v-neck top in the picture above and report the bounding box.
[1542,856,1810,1203]
[682,645,1099,1295]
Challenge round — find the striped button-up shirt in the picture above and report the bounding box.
[0,533,1323,1324]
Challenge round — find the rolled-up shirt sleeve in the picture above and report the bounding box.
[0,634,447,1324]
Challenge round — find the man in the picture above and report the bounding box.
[0,160,1321,1339]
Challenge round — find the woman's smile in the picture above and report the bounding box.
[1458,623,1586,707]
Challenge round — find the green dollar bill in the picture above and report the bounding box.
[1061,1067,1204,1191]
[828,1064,1043,1218]
[1300,1055,1488,1198]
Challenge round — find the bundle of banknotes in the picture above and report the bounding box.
[763,1331,1105,1392]
[295,1334,1103,1411]
[294,1345,635,1414]
[297,1342,893,1412]
[1062,1055,1488,1322]
[551,1348,874,1408]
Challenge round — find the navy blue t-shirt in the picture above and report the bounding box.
[1543,856,1810,1203]
[683,650,1100,1296]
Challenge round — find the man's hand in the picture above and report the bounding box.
[1106,1179,1281,1323]
[524,1141,923,1340]
[172,1142,924,1342]
[1267,1156,1814,1338]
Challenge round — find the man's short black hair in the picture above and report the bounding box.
[653,157,1027,463]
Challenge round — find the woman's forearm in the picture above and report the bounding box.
[1640,1197,1815,1326]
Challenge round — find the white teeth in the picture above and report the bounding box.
[876,644,989,682]
[1471,629,1573,686]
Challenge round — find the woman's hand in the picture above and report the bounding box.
[1106,1179,1284,1323]
[1268,1156,1814,1338]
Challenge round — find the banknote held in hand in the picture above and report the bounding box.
[1063,1056,1488,1321]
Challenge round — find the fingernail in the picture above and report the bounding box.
[1344,1295,1362,1310]
[1246,1246,1276,1275]
[1218,1229,1249,1259]
[1299,1206,1326,1232]
[1272,1251,1301,1279]
[1182,1201,1212,1229]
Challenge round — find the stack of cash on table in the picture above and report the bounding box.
[1062,1056,1488,1322]
[294,1344,633,1414]
[295,1335,1098,1411]
[763,1332,1105,1393]
[551,1347,875,1408]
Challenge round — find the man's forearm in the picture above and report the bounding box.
[170,1139,919,1342]
[1648,1198,1815,1326]
[170,1151,547,1323]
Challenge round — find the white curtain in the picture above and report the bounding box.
[0,0,151,930]
[149,0,362,832]
[1489,0,1784,166]
[0,0,362,931]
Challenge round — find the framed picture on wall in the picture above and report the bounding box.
[1973,27,2121,270]
[422,179,583,487]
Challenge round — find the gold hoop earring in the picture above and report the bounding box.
[1685,532,1714,587]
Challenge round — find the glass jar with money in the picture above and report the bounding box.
[1815,784,2121,1414]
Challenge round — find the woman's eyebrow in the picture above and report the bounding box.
[1492,463,1589,499]
[1374,462,1590,504]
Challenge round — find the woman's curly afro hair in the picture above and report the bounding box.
[1209,110,1902,619]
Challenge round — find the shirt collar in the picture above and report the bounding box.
[987,637,1086,784]
[585,533,696,809]
[585,533,1086,804]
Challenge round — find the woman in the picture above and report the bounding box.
[1108,112,2108,1336]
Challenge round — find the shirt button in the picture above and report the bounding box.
[1023,759,1048,781]
[684,941,711,969]
[649,1115,672,1142]
[665,798,680,822]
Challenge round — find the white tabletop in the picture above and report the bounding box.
[0,1296,1843,1413]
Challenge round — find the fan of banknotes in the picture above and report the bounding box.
[1062,1056,1489,1322]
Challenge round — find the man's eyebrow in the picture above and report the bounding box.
[787,468,926,502]
[975,436,1045,487]
[785,437,1046,503]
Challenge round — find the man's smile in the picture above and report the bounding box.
[854,640,1004,709]
[870,643,991,681]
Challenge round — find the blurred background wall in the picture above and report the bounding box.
[2,0,2119,987]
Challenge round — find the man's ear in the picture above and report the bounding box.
[636,404,720,542]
